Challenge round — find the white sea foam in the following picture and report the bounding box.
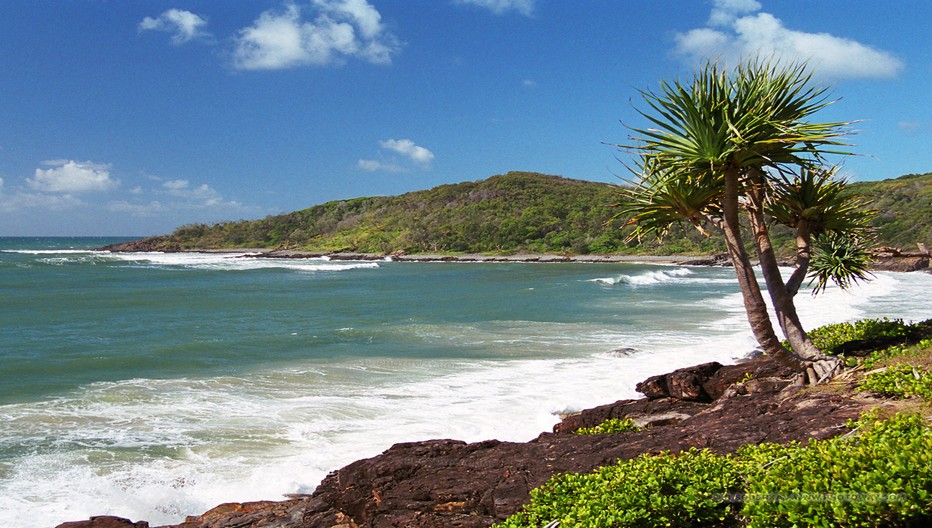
[592,267,715,286]
[2,249,99,254]
[7,248,379,272]
[105,252,379,273]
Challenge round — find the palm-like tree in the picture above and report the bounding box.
[619,60,874,382]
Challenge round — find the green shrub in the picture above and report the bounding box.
[497,448,745,528]
[858,364,932,400]
[742,413,932,527]
[800,318,910,354]
[864,337,932,369]
[574,418,640,435]
[499,413,932,528]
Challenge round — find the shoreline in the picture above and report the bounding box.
[249,248,723,266]
[117,245,931,272]
[99,239,930,272]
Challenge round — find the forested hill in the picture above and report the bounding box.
[845,171,932,250]
[117,170,931,256]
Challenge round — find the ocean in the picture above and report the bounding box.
[1,237,930,527]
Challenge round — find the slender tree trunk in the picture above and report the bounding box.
[719,167,789,361]
[743,173,821,361]
[785,219,811,297]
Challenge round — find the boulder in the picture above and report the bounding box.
[635,362,724,402]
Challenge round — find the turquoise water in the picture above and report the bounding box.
[1,237,930,527]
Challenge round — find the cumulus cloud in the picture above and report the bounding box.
[139,9,210,45]
[673,0,904,79]
[379,139,435,167]
[454,0,535,16]
[232,0,401,70]
[26,160,119,194]
[358,138,434,173]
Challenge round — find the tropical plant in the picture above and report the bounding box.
[618,59,875,380]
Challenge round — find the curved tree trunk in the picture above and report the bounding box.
[744,172,822,361]
[786,219,811,297]
[719,168,790,363]
[743,171,840,382]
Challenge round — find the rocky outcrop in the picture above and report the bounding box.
[869,246,931,272]
[99,238,174,252]
[58,354,898,528]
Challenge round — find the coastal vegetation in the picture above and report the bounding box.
[118,170,930,258]
[498,318,932,528]
[502,414,931,528]
[573,417,640,435]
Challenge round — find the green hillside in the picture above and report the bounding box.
[126,170,931,256]
[845,172,932,251]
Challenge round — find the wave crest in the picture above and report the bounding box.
[592,267,695,286]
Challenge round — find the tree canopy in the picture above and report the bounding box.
[619,59,876,380]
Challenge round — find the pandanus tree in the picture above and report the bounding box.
[619,60,874,383]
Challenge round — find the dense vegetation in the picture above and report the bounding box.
[500,412,932,528]
[845,172,932,250]
[498,318,932,528]
[138,171,930,256]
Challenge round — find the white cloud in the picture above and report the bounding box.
[356,159,406,173]
[707,0,761,26]
[379,139,434,167]
[26,160,119,193]
[160,179,224,206]
[139,9,210,45]
[232,0,401,70]
[358,138,434,173]
[106,178,246,218]
[454,0,535,16]
[0,189,84,213]
[674,0,904,79]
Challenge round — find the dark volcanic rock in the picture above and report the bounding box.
[635,361,724,402]
[56,516,149,528]
[99,237,173,252]
[681,253,730,266]
[870,255,930,272]
[60,355,895,528]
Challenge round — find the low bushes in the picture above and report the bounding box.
[498,413,932,528]
[573,418,640,435]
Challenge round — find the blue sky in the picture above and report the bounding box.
[1,0,928,236]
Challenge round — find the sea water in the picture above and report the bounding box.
[1,237,930,527]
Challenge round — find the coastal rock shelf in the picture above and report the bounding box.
[100,240,930,272]
[58,354,902,528]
